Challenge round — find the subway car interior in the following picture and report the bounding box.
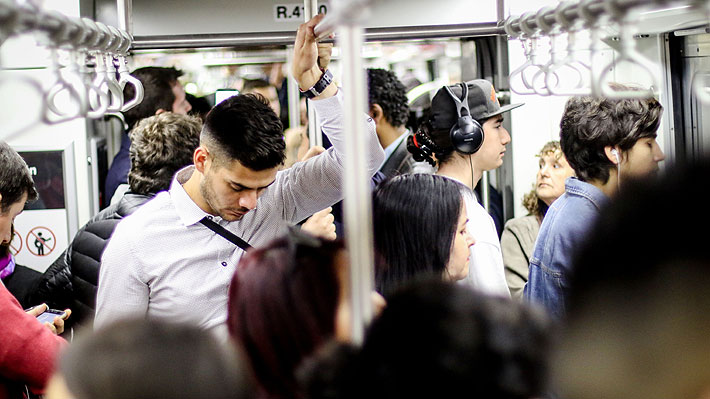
[2,0,710,398]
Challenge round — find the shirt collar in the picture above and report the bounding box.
[379,130,410,169]
[170,165,212,227]
[564,177,610,210]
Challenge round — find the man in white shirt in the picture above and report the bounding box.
[406,80,523,297]
[95,15,385,339]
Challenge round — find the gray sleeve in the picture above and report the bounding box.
[271,88,385,223]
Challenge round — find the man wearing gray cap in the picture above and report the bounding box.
[407,79,522,297]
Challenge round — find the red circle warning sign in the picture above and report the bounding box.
[26,226,56,257]
[9,230,22,256]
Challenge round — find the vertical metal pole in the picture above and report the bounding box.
[304,0,322,147]
[339,23,373,345]
[286,46,302,131]
[481,170,490,212]
[117,0,132,35]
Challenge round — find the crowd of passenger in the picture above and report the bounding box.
[1,14,708,399]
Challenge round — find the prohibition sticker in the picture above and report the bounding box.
[9,230,22,256]
[26,226,56,257]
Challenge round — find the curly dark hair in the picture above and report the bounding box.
[128,113,202,195]
[202,93,285,170]
[367,68,410,128]
[560,84,662,184]
[123,67,184,130]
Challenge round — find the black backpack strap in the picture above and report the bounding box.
[199,217,252,250]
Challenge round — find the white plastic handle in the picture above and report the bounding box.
[597,22,658,99]
[117,55,144,112]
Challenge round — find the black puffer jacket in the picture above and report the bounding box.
[32,193,151,328]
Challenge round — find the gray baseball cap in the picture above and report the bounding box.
[430,79,523,131]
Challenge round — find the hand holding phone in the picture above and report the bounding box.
[36,309,67,324]
[25,304,71,335]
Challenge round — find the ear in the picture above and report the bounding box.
[604,146,620,165]
[155,108,167,115]
[368,103,384,125]
[193,146,210,174]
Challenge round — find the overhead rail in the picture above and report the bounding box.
[0,0,143,138]
[129,23,504,50]
[504,0,710,99]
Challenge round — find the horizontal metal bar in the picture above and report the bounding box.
[131,23,504,50]
[506,0,681,38]
[0,0,129,52]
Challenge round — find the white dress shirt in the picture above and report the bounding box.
[95,89,385,339]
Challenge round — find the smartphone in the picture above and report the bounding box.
[36,309,67,324]
[215,89,239,105]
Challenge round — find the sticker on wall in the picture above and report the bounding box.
[26,226,56,257]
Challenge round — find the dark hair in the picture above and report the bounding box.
[123,67,183,130]
[241,78,273,93]
[558,160,710,399]
[0,141,38,213]
[202,93,285,170]
[186,93,212,120]
[366,68,409,128]
[227,229,344,398]
[408,115,491,167]
[373,174,462,297]
[560,85,662,184]
[60,318,254,399]
[301,280,551,399]
[128,113,202,195]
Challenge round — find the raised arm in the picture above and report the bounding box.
[268,16,383,223]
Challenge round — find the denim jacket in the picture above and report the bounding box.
[523,177,609,320]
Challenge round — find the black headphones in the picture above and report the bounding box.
[445,83,483,154]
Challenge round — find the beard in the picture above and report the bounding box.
[199,171,250,221]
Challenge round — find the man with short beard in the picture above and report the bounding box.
[95,15,384,340]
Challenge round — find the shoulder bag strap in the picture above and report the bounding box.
[199,217,252,250]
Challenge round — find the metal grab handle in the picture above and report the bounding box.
[546,30,591,96]
[530,31,566,96]
[117,55,143,112]
[96,53,123,112]
[596,21,658,99]
[81,52,110,118]
[44,50,88,124]
[98,23,124,111]
[509,38,540,95]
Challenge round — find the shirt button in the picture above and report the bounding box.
[221,261,228,267]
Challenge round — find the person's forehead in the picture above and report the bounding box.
[219,160,278,187]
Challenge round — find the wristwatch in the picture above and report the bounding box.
[299,68,333,99]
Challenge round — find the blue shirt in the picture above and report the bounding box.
[105,132,131,204]
[523,177,609,320]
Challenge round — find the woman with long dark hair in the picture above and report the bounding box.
[406,80,522,297]
[373,174,474,297]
